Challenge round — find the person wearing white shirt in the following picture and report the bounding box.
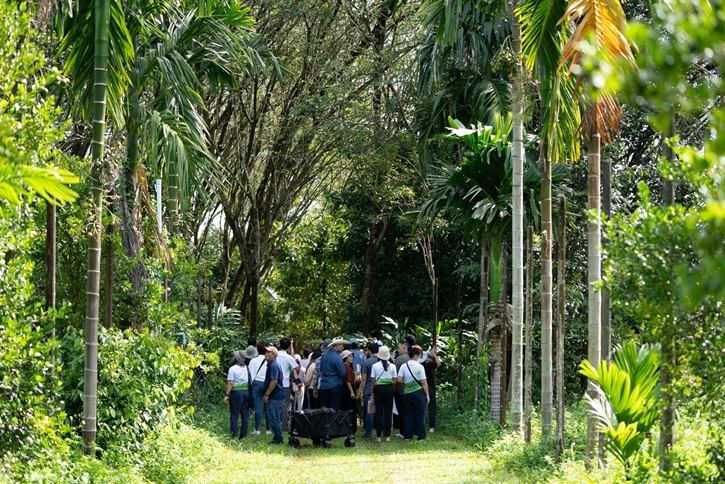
[370,346,397,442]
[277,338,301,431]
[224,348,255,439]
[249,343,270,435]
[396,347,429,442]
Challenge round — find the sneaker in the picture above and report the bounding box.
[385,436,391,442]
[429,428,435,433]
[362,433,372,439]
[269,440,282,445]
[266,430,272,435]
[395,433,404,438]
[252,430,260,435]
[404,439,412,443]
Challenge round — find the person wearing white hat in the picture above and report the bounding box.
[370,346,397,442]
[224,349,254,439]
[340,349,358,434]
[316,336,348,410]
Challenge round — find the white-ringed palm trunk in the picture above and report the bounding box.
[509,6,525,432]
[540,145,553,439]
[586,132,602,464]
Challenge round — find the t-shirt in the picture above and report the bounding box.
[344,364,356,385]
[277,350,299,388]
[351,349,366,372]
[248,354,268,382]
[394,353,411,394]
[227,364,249,391]
[398,359,426,394]
[263,359,285,400]
[422,360,437,389]
[370,360,397,386]
[318,349,346,390]
[362,355,379,396]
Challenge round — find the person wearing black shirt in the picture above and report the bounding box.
[422,347,441,433]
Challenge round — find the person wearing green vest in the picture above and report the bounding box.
[224,347,256,438]
[396,347,429,442]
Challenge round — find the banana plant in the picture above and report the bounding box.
[580,341,661,470]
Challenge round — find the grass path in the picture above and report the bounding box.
[173,404,593,484]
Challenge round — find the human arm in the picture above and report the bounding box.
[360,372,367,399]
[262,379,277,403]
[422,380,430,405]
[224,379,233,405]
[431,347,441,368]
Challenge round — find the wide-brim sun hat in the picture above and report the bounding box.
[243,345,259,360]
[378,346,391,360]
[340,350,352,360]
[233,350,245,364]
[329,336,349,347]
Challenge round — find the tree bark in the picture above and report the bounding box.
[524,225,533,442]
[509,0,525,433]
[540,141,554,439]
[207,276,213,330]
[500,240,508,428]
[556,195,567,460]
[83,0,111,454]
[586,133,602,466]
[361,216,391,334]
[457,273,463,408]
[474,241,489,413]
[197,271,202,324]
[599,154,612,464]
[103,203,114,329]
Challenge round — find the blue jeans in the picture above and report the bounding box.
[252,381,270,432]
[364,394,374,435]
[403,389,426,441]
[266,398,284,443]
[229,390,251,438]
[320,385,342,411]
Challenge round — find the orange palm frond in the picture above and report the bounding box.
[583,96,620,144]
[558,0,635,73]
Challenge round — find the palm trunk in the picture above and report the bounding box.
[509,7,525,432]
[474,240,490,413]
[103,201,114,329]
[457,273,463,408]
[207,276,213,330]
[83,0,111,455]
[586,133,602,466]
[556,194,567,460]
[499,240,508,428]
[599,155,612,464]
[660,119,676,473]
[524,225,533,442]
[540,142,554,439]
[490,324,502,424]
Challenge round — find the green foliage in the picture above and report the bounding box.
[580,341,660,470]
[57,328,197,450]
[0,214,67,462]
[0,1,78,209]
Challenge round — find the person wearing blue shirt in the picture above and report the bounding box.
[314,336,347,410]
[262,346,285,444]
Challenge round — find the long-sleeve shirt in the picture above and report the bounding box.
[318,349,346,390]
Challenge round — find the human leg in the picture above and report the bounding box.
[229,390,242,438]
[329,385,342,411]
[266,399,284,443]
[380,385,394,438]
[428,385,437,431]
[282,387,291,431]
[402,393,414,440]
[252,381,265,432]
[240,392,250,438]
[413,389,426,441]
[364,394,374,436]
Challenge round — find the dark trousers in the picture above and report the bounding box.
[373,384,395,438]
[340,389,358,434]
[320,385,342,411]
[229,390,251,438]
[403,389,426,441]
[307,389,321,409]
[428,385,437,429]
[393,391,404,430]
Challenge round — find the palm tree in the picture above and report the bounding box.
[558,0,635,462]
[57,0,134,454]
[518,0,581,438]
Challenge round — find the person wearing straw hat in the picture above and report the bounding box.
[224,348,255,439]
[316,336,347,410]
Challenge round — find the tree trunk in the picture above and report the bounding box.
[540,141,554,439]
[499,240,508,428]
[524,225,533,442]
[207,276,213,330]
[474,241,489,413]
[457,274,463,408]
[197,271,202,324]
[361,217,389,334]
[600,154,612,464]
[45,201,56,313]
[556,195,567,460]
[433,277,439,348]
[249,271,260,336]
[83,0,111,455]
[586,133,602,466]
[220,222,231,305]
[660,119,676,473]
[509,0,525,433]
[103,202,114,329]
[490,325,502,424]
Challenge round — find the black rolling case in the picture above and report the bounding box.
[289,409,356,448]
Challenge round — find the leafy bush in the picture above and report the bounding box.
[580,341,660,472]
[58,328,197,450]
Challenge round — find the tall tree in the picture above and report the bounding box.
[558,0,635,462]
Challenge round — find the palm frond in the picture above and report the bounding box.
[0,161,79,206]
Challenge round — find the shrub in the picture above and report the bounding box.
[58,327,197,450]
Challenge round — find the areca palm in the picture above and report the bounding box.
[517,0,581,438]
[557,0,635,462]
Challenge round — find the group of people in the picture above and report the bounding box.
[224,334,440,445]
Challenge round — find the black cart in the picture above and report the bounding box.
[288,409,356,448]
